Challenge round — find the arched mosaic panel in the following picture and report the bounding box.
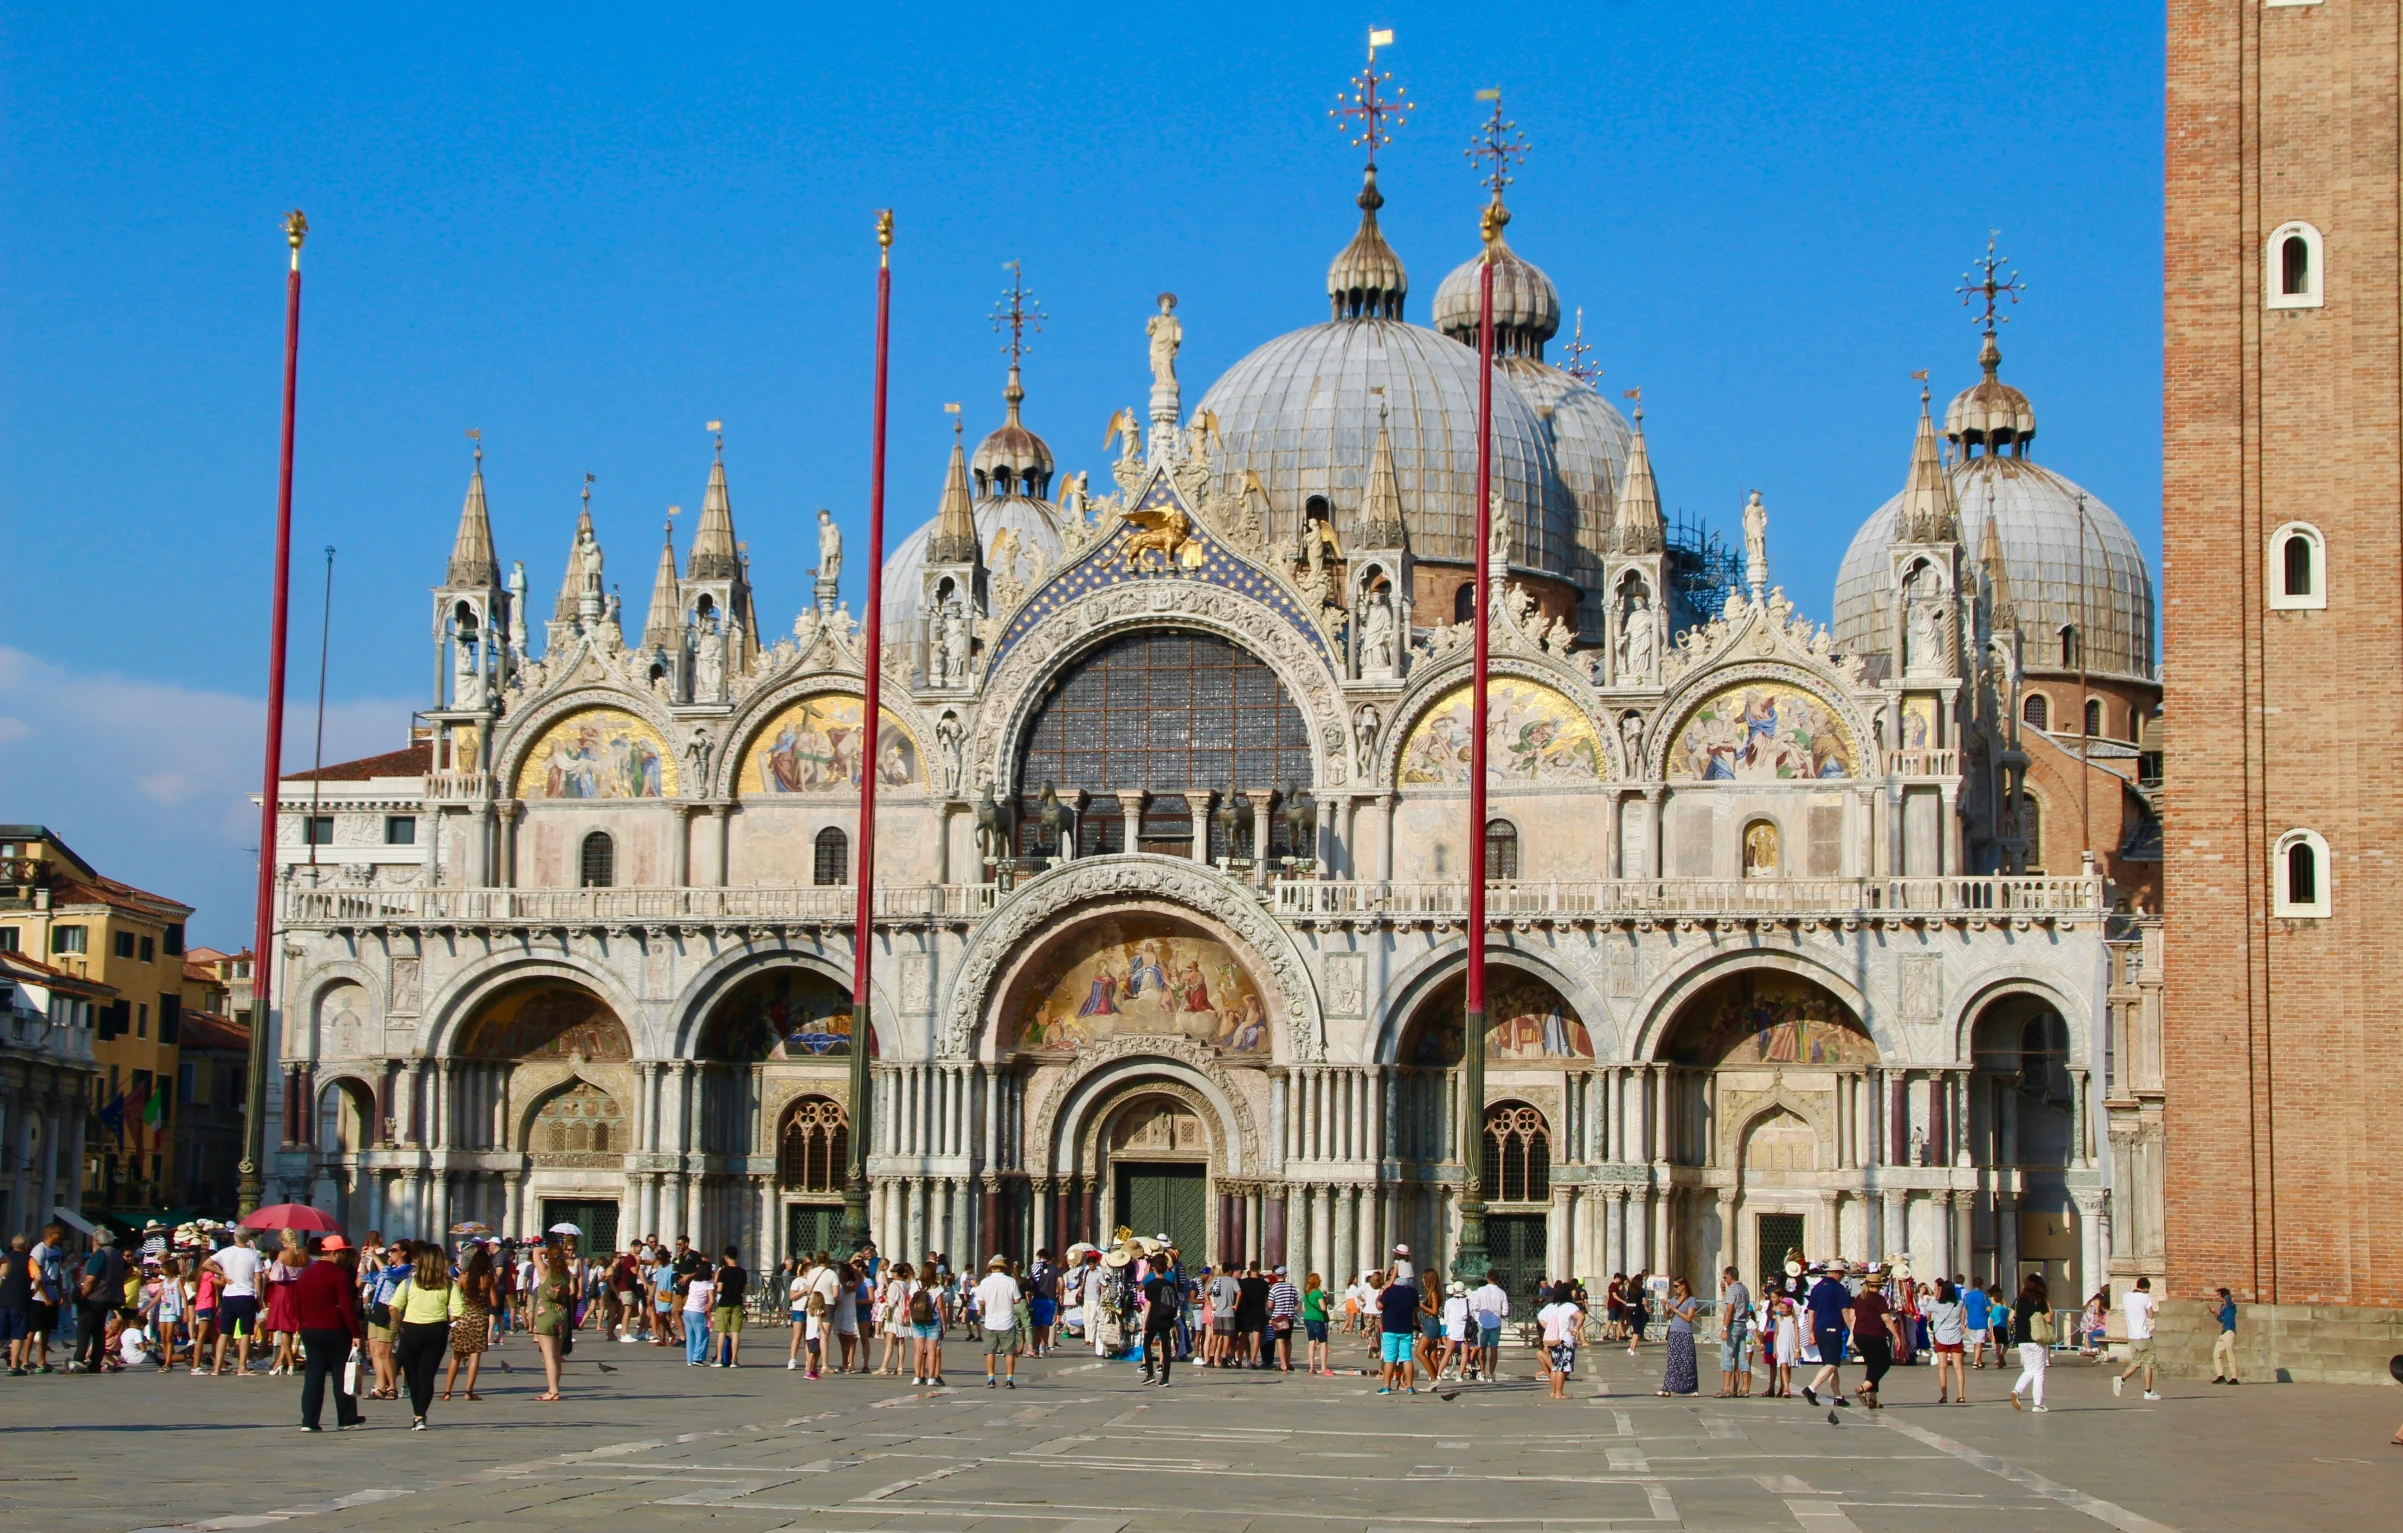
[1402,970,1595,1066]
[1398,677,1606,786]
[1665,971,1877,1067]
[697,967,863,1061]
[514,709,675,799]
[1669,684,1855,781]
[530,1080,624,1154]
[455,982,632,1062]
[1008,917,1272,1060]
[738,694,921,797]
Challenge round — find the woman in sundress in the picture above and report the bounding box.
[1658,1276,1701,1397]
[529,1239,574,1401]
[440,1244,499,1401]
[264,1231,308,1375]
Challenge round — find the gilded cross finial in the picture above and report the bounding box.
[1466,89,1529,205]
[1332,30,1410,170]
[466,427,481,463]
[1562,308,1599,384]
[875,209,894,269]
[1958,229,2026,334]
[992,260,1045,370]
[707,419,724,457]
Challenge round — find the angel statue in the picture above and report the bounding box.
[1104,408,1142,463]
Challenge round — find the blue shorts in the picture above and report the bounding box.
[1380,1331,1414,1364]
[1478,1321,1502,1347]
[1029,1298,1057,1327]
[0,1308,28,1342]
[1304,1319,1328,1343]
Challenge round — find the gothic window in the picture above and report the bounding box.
[1482,1102,1550,1204]
[1484,818,1520,879]
[778,1095,850,1192]
[2057,626,2077,669]
[2269,522,2326,609]
[813,827,849,887]
[531,1081,624,1155]
[2019,793,2044,870]
[1012,629,1313,860]
[2266,221,2324,309]
[2022,693,2049,731]
[579,831,614,888]
[2273,828,2329,916]
[2083,698,2104,737]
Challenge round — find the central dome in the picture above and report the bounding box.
[1196,172,1575,578]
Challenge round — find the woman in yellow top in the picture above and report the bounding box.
[388,1242,463,1430]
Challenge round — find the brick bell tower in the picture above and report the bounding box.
[2161,0,2403,1383]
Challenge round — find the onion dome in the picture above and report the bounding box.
[971,365,1054,500]
[1834,353,2154,682]
[1327,166,1408,320]
[1431,226,1562,358]
[1197,174,1576,577]
[1945,330,2036,454]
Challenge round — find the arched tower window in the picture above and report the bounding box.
[2019,793,2044,871]
[2057,626,2078,669]
[2023,693,2049,731]
[778,1096,850,1192]
[1013,629,1312,860]
[1454,583,1477,623]
[813,827,850,887]
[1484,818,1520,879]
[2273,829,2329,916]
[578,832,614,889]
[1482,1102,1550,1203]
[2084,699,2104,737]
[2266,221,2324,309]
[2269,522,2326,609]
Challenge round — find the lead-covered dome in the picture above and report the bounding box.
[1431,232,1562,356]
[1833,343,2154,682]
[1197,172,1576,577]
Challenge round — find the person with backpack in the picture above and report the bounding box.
[1027,1249,1060,1357]
[908,1269,945,1386]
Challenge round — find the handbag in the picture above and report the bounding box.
[2027,1309,2055,1345]
[342,1344,361,1398]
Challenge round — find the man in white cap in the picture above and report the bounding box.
[1390,1244,1414,1285]
[974,1255,1022,1389]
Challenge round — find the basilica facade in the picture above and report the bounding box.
[263,147,2152,1305]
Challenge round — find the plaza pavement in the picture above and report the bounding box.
[0,1329,2394,1533]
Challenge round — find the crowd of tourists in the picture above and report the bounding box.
[7,1219,2347,1439]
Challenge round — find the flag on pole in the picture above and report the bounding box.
[98,1091,125,1142]
[1369,28,1394,48]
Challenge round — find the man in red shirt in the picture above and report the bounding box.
[290,1236,364,1432]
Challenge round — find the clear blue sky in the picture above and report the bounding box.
[0,3,2165,946]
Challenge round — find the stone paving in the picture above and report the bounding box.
[1,1329,2396,1532]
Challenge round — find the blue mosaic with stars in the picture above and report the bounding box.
[990,471,1338,675]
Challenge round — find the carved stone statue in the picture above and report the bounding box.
[506,560,529,652]
[683,725,711,783]
[1908,599,1947,673]
[815,507,842,584]
[694,616,726,701]
[1742,490,1769,593]
[1146,293,1181,395]
[1620,712,1645,775]
[938,600,974,686]
[453,634,485,709]
[1358,585,1397,675]
[934,710,965,796]
[1353,704,1379,780]
[1617,592,1657,680]
[577,525,604,621]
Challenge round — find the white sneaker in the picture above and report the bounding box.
[2143,1391,2162,1401]
[2111,1375,2124,1397]
[2030,1404,2049,1412]
[787,1359,798,1370]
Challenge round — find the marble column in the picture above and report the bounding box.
[1950,1190,1974,1279]
[1115,790,1145,853]
[1335,1185,1359,1283]
[1881,1189,1904,1265]
[1716,1188,1738,1285]
[1604,1187,1628,1278]
[1182,792,1214,863]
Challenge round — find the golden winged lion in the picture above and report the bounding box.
[1121,503,1198,573]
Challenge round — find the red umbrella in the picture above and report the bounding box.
[240,1203,341,1233]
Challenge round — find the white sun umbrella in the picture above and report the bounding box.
[547,1222,584,1235]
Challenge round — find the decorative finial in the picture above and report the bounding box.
[1332,31,1410,171]
[1561,308,1599,384]
[1623,385,1643,426]
[582,472,595,510]
[283,209,308,269]
[945,401,962,438]
[992,260,1044,369]
[875,209,894,268]
[1911,367,1930,405]
[1467,89,1529,208]
[706,420,723,456]
[466,426,481,463]
[1958,229,2026,335]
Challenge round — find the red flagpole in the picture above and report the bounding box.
[842,211,894,1254]
[239,210,307,1218]
[1454,207,1498,1280]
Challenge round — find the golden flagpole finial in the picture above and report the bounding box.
[283,209,308,269]
[875,209,894,268]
